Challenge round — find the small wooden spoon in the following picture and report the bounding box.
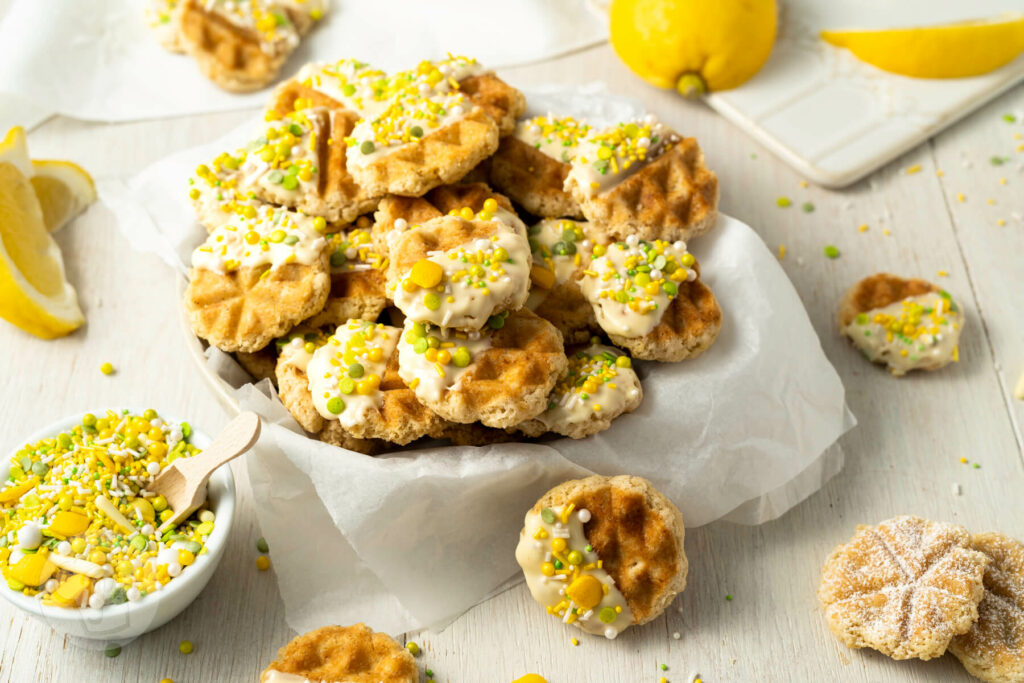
[152,412,261,533]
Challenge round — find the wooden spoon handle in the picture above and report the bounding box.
[178,412,261,479]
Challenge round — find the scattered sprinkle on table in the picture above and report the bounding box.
[906,164,922,174]
[1004,113,1018,123]
[882,229,891,236]
[824,245,840,259]
[957,193,966,202]
[991,156,1010,166]
[661,663,669,671]
[104,645,121,658]
[937,270,948,277]
[256,537,269,553]
[952,483,962,496]
[571,637,579,647]
[725,594,733,601]
[160,679,174,683]
[776,196,791,208]
[858,224,868,233]
[406,641,420,656]
[179,640,194,655]
[100,362,115,375]
[801,202,815,213]
[999,177,1008,185]
[987,198,996,205]
[777,245,786,260]
[936,170,944,177]
[660,677,668,683]
[799,180,808,188]
[672,632,680,639]
[256,555,271,571]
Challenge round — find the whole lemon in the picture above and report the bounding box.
[610,0,778,96]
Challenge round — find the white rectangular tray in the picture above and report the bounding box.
[707,0,1024,187]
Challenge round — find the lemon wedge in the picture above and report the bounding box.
[0,161,85,339]
[30,160,97,232]
[822,13,1024,78]
[0,126,32,179]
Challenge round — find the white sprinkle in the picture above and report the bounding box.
[952,483,962,496]
[673,632,681,639]
[146,462,161,477]
[394,218,408,231]
[577,509,592,523]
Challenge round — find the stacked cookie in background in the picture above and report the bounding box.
[819,516,1024,683]
[183,55,724,454]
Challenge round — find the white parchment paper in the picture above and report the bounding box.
[0,0,607,130]
[104,86,855,634]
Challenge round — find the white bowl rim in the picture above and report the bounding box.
[0,408,235,624]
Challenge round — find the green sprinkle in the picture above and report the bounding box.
[453,346,471,368]
[598,606,617,623]
[360,140,375,155]
[338,377,355,394]
[540,508,556,524]
[425,670,434,678]
[776,196,791,208]
[662,281,678,296]
[130,535,148,552]
[82,413,97,427]
[267,170,284,184]
[410,125,423,138]
[1003,114,1017,123]
[326,396,345,415]
[801,201,815,213]
[973,463,981,469]
[855,313,868,325]
[31,461,48,477]
[726,594,733,601]
[104,646,121,658]
[487,314,505,330]
[423,292,441,311]
[342,84,356,96]
[406,641,420,656]
[824,245,840,259]
[348,363,365,378]
[256,537,269,553]
[281,175,299,191]
[661,663,669,671]
[990,156,1009,166]
[413,338,429,354]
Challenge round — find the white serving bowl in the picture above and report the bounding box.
[0,409,235,641]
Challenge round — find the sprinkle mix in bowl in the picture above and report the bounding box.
[0,410,219,610]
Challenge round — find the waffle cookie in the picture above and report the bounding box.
[371,182,517,257]
[396,309,567,428]
[192,107,379,226]
[579,236,721,362]
[176,0,326,93]
[565,117,718,244]
[386,206,531,331]
[303,225,388,328]
[343,60,504,197]
[515,475,687,639]
[235,346,279,386]
[818,515,989,661]
[186,207,330,353]
[278,319,443,445]
[839,273,964,376]
[439,421,519,447]
[261,624,416,683]
[949,532,1024,683]
[527,218,597,343]
[489,115,591,219]
[517,343,642,439]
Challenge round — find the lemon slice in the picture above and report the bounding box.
[30,160,97,232]
[822,13,1024,78]
[0,161,85,339]
[0,126,32,179]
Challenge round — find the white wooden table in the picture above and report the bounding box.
[2,45,1023,683]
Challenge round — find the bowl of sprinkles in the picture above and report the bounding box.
[0,409,235,640]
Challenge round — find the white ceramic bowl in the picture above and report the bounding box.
[0,409,235,641]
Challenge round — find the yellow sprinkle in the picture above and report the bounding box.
[906,164,922,174]
[570,637,579,647]
[858,224,868,232]
[936,169,944,177]
[997,218,1006,226]
[799,180,808,188]
[883,229,891,236]
[999,178,1007,185]
[987,198,996,205]
[777,244,786,260]
[938,270,948,277]
[957,193,966,203]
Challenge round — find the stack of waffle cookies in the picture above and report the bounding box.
[183,55,724,454]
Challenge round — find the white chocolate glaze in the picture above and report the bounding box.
[535,345,641,433]
[396,320,492,403]
[515,504,633,639]
[514,115,592,164]
[842,292,964,376]
[191,206,326,273]
[579,236,696,339]
[528,218,590,286]
[307,321,399,425]
[567,115,678,198]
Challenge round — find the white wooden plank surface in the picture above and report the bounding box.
[2,44,1023,682]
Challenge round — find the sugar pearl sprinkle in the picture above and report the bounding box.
[308,320,394,422]
[0,410,213,609]
[326,225,388,274]
[546,342,635,415]
[191,205,326,275]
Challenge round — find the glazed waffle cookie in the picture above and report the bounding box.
[579,236,721,362]
[191,106,378,227]
[516,343,642,440]
[174,0,326,93]
[489,115,591,219]
[838,273,964,376]
[261,624,417,683]
[276,319,444,445]
[395,308,568,429]
[185,207,330,353]
[516,475,687,639]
